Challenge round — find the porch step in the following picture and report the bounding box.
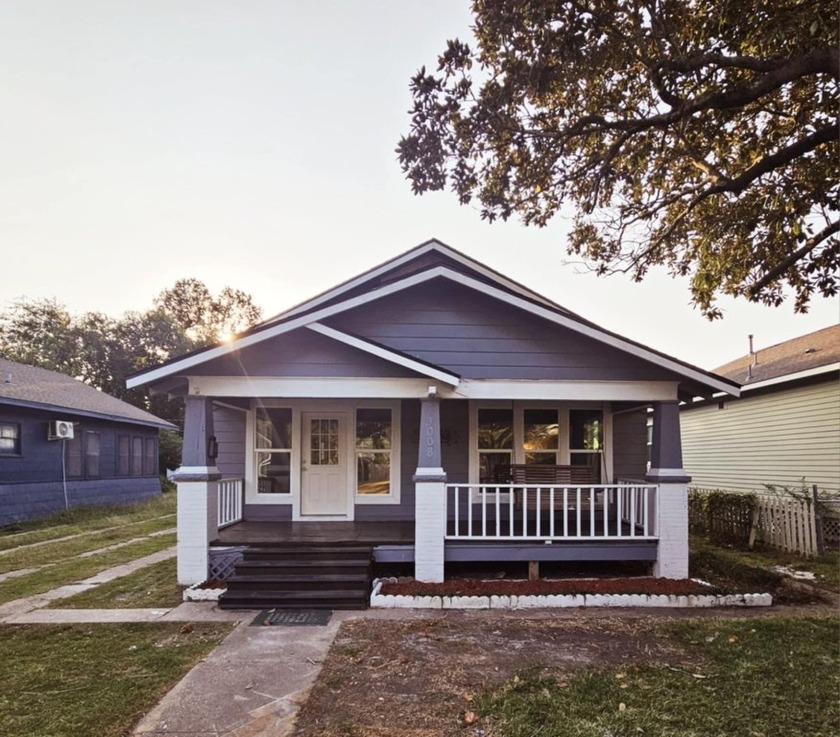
[218,544,373,610]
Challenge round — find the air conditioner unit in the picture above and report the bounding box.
[48,420,75,440]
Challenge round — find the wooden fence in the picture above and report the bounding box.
[753,495,818,557]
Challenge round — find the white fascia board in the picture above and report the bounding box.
[127,268,448,389]
[269,240,560,324]
[440,269,741,397]
[454,379,679,402]
[188,376,448,399]
[306,323,460,386]
[740,362,840,392]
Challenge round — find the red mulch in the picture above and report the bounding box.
[380,576,718,597]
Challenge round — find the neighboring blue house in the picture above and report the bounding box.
[128,240,740,606]
[0,357,175,526]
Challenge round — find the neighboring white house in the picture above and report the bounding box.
[681,326,840,496]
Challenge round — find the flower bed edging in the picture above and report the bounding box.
[183,583,225,602]
[369,579,772,609]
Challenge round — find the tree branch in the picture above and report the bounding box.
[748,219,840,296]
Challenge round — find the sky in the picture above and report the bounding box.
[1,1,836,372]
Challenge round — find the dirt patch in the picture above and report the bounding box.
[381,576,718,597]
[292,613,699,737]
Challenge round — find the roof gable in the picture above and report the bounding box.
[128,240,739,397]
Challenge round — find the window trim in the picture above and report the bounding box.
[469,401,612,488]
[0,422,21,457]
[244,399,401,510]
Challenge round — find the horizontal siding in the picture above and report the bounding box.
[612,410,648,480]
[213,406,246,479]
[189,329,419,379]
[327,280,682,382]
[681,380,840,495]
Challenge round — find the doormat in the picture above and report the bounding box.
[251,609,333,627]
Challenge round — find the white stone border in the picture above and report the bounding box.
[183,583,226,602]
[369,578,772,609]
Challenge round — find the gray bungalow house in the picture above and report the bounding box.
[0,358,175,525]
[128,240,740,607]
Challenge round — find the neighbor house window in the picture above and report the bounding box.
[569,409,603,481]
[255,407,292,494]
[85,432,101,478]
[0,423,20,455]
[66,435,82,478]
[355,408,392,495]
[477,408,513,483]
[131,437,143,476]
[143,438,157,476]
[117,435,130,476]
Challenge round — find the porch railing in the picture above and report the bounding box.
[445,482,658,541]
[218,478,244,529]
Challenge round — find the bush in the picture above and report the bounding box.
[689,489,758,546]
[159,429,182,474]
[159,475,177,494]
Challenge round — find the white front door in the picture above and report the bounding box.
[300,412,348,516]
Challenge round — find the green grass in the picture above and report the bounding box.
[475,617,839,737]
[0,622,233,737]
[690,537,839,599]
[0,493,176,551]
[0,534,175,606]
[47,558,182,610]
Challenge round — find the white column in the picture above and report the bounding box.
[647,401,690,579]
[174,395,222,585]
[414,394,446,582]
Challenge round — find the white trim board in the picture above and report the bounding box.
[307,323,460,386]
[188,376,679,402]
[129,262,738,397]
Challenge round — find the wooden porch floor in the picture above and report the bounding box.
[215,520,415,547]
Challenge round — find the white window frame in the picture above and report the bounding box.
[245,399,401,510]
[468,401,613,492]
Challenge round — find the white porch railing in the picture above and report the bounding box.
[445,482,658,541]
[217,478,244,529]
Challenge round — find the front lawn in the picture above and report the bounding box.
[0,622,233,737]
[48,558,182,610]
[474,617,838,737]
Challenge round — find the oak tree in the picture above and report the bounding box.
[397,0,838,316]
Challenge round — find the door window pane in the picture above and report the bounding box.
[311,419,339,466]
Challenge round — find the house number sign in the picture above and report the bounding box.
[424,419,435,459]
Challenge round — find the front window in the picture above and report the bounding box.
[0,423,20,455]
[85,432,101,478]
[523,409,559,465]
[477,408,513,483]
[569,409,603,481]
[131,437,143,477]
[255,407,292,494]
[143,438,157,476]
[66,435,82,478]
[117,435,130,476]
[355,408,391,495]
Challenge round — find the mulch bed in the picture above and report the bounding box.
[380,576,720,597]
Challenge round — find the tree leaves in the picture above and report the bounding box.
[397,0,839,317]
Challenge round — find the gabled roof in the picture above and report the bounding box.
[127,239,740,397]
[0,358,175,429]
[713,325,840,387]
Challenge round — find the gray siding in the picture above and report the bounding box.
[213,405,246,479]
[0,406,161,525]
[189,329,419,379]
[327,280,682,381]
[612,409,648,480]
[0,478,161,526]
[681,378,840,495]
